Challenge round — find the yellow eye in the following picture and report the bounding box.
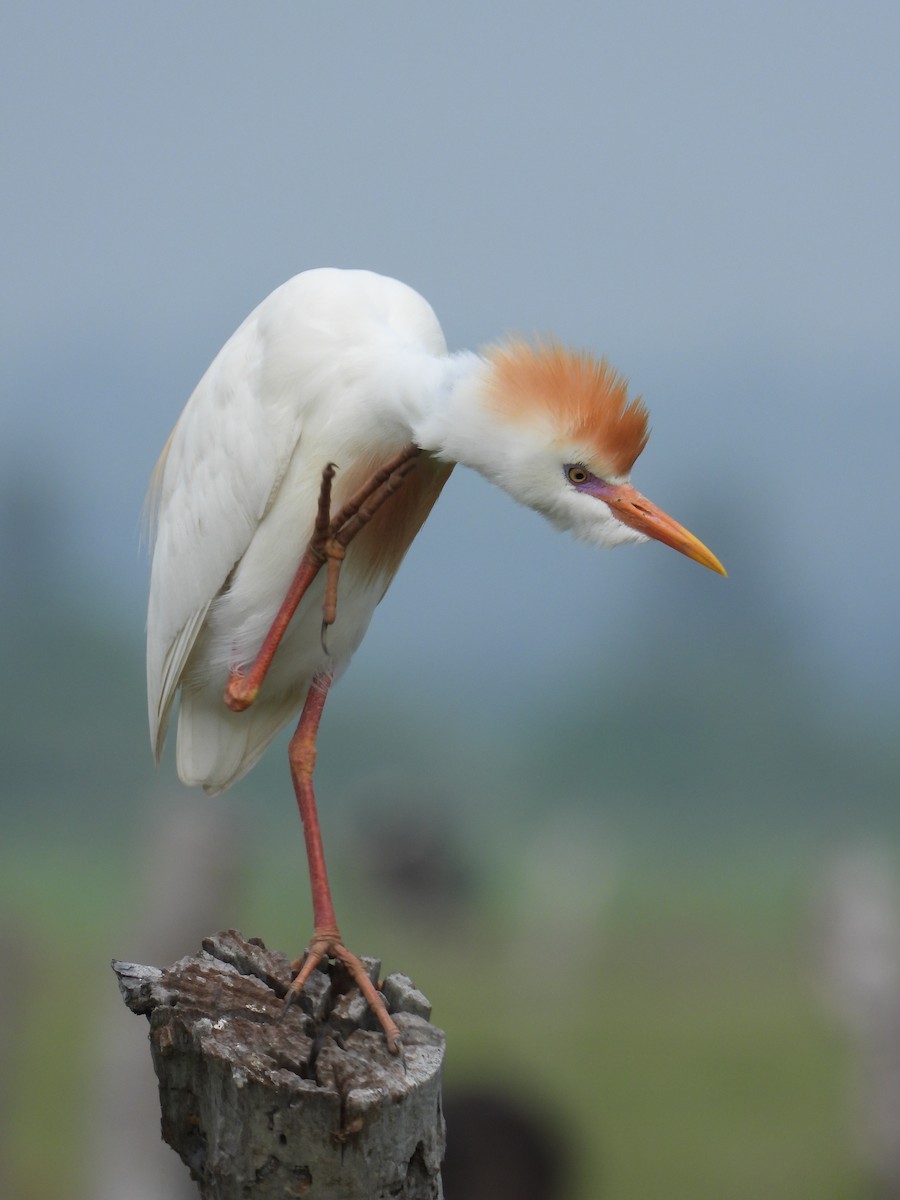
[566,465,589,484]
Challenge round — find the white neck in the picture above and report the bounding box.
[410,350,497,467]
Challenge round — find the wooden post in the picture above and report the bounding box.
[112,931,446,1199]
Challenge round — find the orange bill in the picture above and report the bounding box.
[600,483,727,576]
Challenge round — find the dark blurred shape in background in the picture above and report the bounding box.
[354,784,477,924]
[442,1086,574,1200]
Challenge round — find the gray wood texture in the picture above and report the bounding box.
[113,931,445,1199]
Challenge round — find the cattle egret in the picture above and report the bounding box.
[148,268,725,1051]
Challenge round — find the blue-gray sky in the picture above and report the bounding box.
[2,0,899,723]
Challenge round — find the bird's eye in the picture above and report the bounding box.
[566,465,590,485]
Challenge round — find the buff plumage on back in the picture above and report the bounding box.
[487,341,650,476]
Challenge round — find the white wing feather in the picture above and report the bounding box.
[147,268,450,792]
[147,298,305,758]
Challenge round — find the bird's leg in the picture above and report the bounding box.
[225,445,420,712]
[225,462,337,712]
[319,444,420,634]
[285,671,402,1055]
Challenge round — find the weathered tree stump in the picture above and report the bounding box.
[112,930,446,1199]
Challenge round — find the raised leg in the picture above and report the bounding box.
[224,445,420,712]
[286,671,402,1054]
[318,444,420,632]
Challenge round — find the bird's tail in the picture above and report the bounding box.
[176,684,303,795]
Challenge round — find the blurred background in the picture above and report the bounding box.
[2,2,899,1197]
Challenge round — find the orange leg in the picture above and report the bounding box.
[222,449,420,1055]
[224,445,420,712]
[285,671,402,1054]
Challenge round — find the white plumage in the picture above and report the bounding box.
[148,267,724,795]
[149,270,445,790]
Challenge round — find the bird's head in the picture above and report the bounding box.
[442,340,725,574]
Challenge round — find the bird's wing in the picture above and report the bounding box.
[146,308,305,760]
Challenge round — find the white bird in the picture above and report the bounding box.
[148,267,725,1050]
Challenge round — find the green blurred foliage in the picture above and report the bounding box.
[1,514,896,1199]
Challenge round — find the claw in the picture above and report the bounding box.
[285,935,403,1056]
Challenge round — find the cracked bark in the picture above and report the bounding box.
[112,930,445,1199]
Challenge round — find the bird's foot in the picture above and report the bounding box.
[286,929,402,1055]
[224,666,257,712]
